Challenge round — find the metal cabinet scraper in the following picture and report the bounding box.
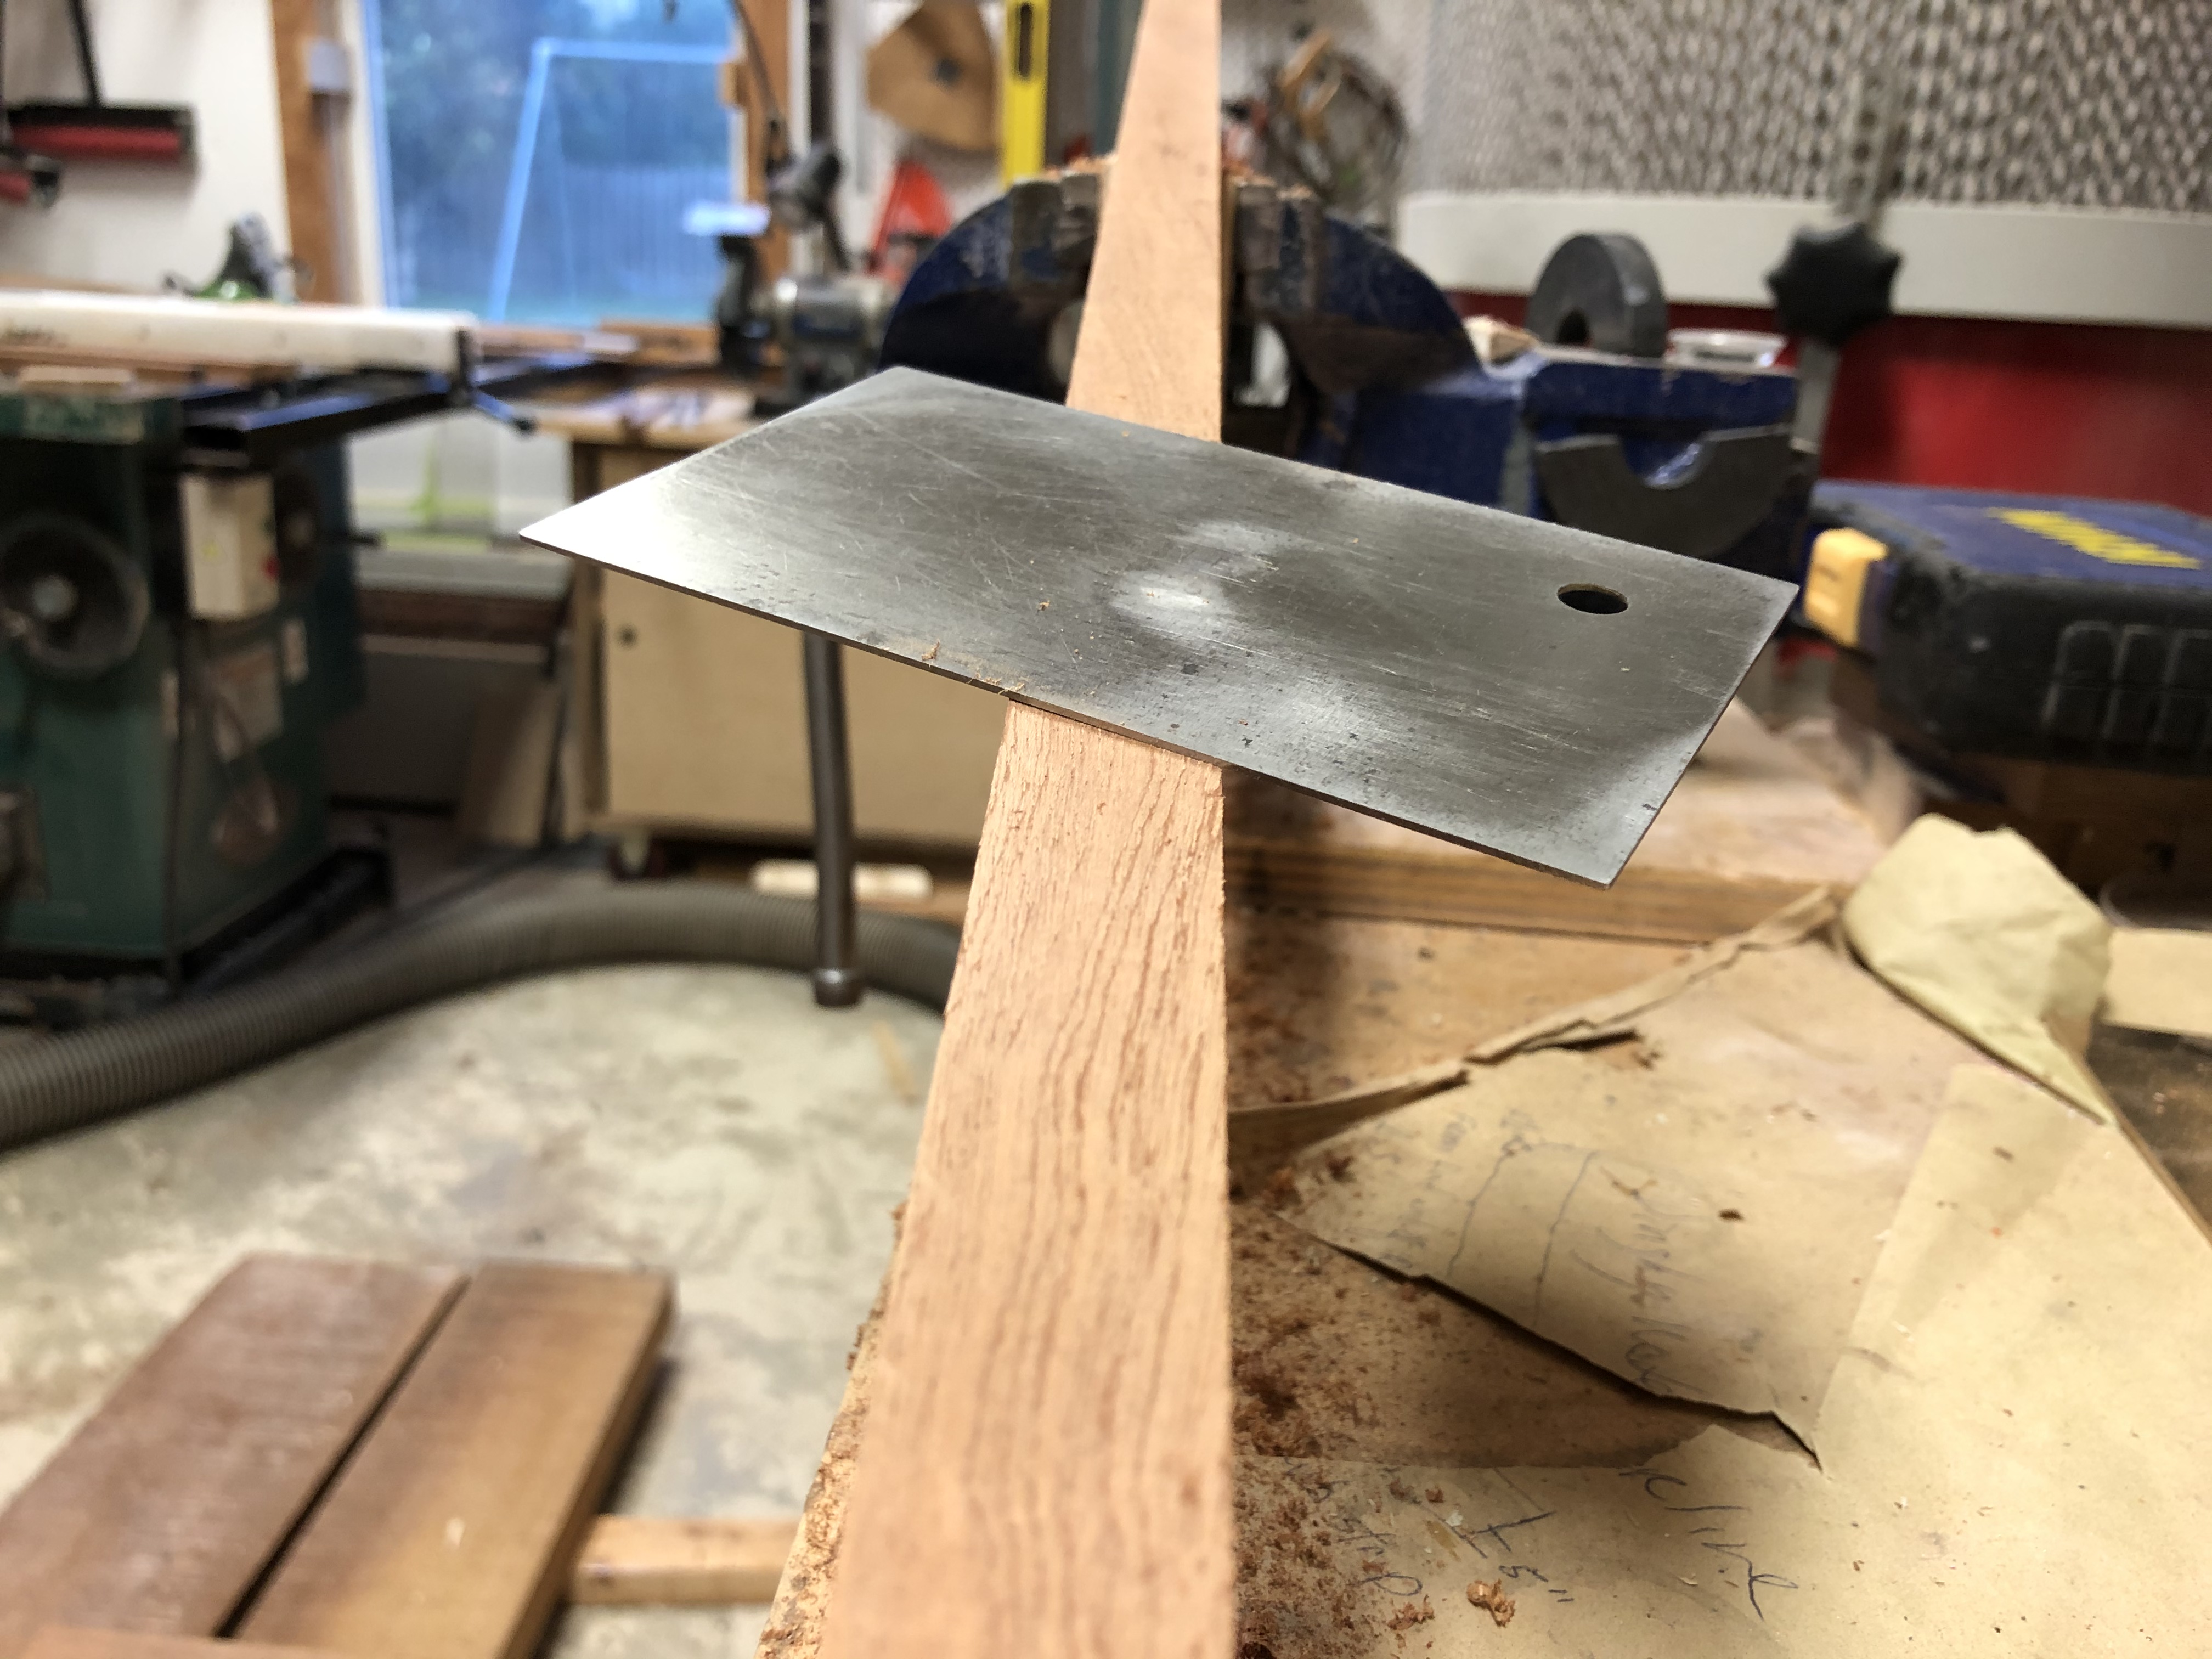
[524,366,1792,888]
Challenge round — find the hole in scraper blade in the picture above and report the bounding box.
[1558,584,1628,616]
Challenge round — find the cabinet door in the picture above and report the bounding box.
[599,573,1003,844]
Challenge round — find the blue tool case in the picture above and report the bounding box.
[1811,482,2212,770]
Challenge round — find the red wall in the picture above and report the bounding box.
[1449,292,2212,516]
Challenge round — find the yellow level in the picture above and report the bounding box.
[1001,0,1049,182]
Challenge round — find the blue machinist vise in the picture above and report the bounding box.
[881,185,1802,578]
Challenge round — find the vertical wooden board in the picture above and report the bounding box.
[269,0,343,302]
[815,1,1235,1655]
[0,1256,464,1659]
[1061,0,1226,445]
[737,0,793,283]
[817,712,1233,1659]
[239,1263,672,1659]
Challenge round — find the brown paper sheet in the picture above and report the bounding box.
[1243,1066,2212,1655]
[1842,816,2114,1120]
[1275,934,1978,1444]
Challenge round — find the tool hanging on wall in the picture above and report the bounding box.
[1767,67,1906,462]
[1000,0,1049,180]
[166,214,293,302]
[866,155,954,284]
[0,0,195,167]
[1227,27,1406,233]
[866,0,996,154]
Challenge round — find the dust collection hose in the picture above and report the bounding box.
[0,884,960,1156]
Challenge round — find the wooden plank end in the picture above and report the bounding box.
[570,1515,799,1606]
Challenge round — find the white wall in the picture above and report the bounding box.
[0,0,291,291]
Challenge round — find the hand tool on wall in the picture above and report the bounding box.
[1766,71,1906,462]
[0,0,196,176]
[1227,26,1407,232]
[1000,0,1049,180]
[866,1,996,154]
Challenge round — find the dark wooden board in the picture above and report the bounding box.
[239,1262,671,1659]
[0,1256,464,1659]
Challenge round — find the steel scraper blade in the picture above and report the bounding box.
[523,368,1792,884]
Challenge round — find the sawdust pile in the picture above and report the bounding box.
[1234,1460,1388,1659]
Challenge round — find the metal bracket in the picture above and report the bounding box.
[1534,425,1797,562]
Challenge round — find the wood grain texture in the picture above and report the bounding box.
[1060,0,1224,445]
[1222,703,1885,945]
[239,1263,672,1659]
[814,5,1233,1655]
[269,0,343,301]
[24,1633,337,1659]
[815,712,1233,1659]
[1228,839,1824,945]
[571,1516,798,1605]
[0,1256,462,1659]
[754,1264,889,1657]
[735,0,792,284]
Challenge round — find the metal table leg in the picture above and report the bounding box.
[802,630,862,1007]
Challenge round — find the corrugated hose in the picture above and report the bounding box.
[0,883,960,1155]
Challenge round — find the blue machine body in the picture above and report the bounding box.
[1314,349,1798,514]
[881,178,1801,572]
[1812,481,2212,769]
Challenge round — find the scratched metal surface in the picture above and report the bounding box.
[523,368,1791,883]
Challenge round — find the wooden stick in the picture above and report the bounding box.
[238,1263,671,1659]
[0,1256,462,1659]
[1228,837,1825,944]
[569,1516,799,1606]
[23,1634,336,1659]
[812,2,1235,1655]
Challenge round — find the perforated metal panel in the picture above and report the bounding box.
[1414,0,2212,213]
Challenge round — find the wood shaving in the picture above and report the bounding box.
[1384,1597,1435,1630]
[1466,1580,1516,1627]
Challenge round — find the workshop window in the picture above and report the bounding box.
[366,0,735,323]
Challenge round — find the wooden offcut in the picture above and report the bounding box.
[1223,703,1888,945]
[570,1515,799,1605]
[23,1633,336,1659]
[811,2,1238,1656]
[0,1256,462,1659]
[1229,839,1822,945]
[238,1263,671,1659]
